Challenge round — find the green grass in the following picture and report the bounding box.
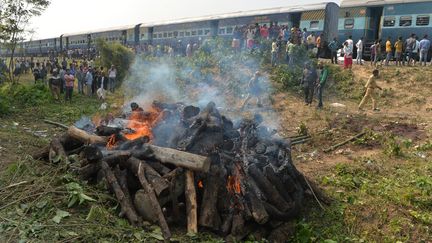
[295,140,432,242]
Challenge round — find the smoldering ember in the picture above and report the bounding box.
[34,100,328,242]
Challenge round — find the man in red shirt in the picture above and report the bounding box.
[64,69,75,102]
[260,24,269,40]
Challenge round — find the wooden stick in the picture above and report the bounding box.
[323,132,366,153]
[137,163,171,240]
[100,161,141,226]
[185,170,198,234]
[136,144,211,172]
[44,119,68,129]
[68,126,108,144]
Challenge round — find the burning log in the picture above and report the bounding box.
[199,165,222,230]
[68,125,108,144]
[137,163,171,240]
[185,170,198,234]
[42,100,322,242]
[135,144,211,173]
[121,158,169,196]
[100,161,141,226]
[248,165,291,212]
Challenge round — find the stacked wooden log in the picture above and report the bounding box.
[35,101,322,242]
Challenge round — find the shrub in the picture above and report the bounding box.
[96,39,134,86]
[0,83,51,108]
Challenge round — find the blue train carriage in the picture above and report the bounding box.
[63,32,91,51]
[380,0,432,42]
[150,16,218,48]
[90,25,131,47]
[39,38,57,55]
[298,2,340,43]
[217,6,296,40]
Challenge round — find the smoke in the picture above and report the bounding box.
[121,43,286,132]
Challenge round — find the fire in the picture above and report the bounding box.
[124,106,161,140]
[226,175,241,194]
[106,134,117,149]
[198,180,203,189]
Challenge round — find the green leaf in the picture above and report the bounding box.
[68,196,78,208]
[35,200,48,209]
[52,209,70,224]
[78,193,96,204]
[149,232,164,241]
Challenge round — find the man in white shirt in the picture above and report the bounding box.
[356,37,364,65]
[108,65,117,93]
[346,35,354,52]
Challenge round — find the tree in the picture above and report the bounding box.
[96,39,134,86]
[0,0,50,83]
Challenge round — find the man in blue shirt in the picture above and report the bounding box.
[419,35,430,66]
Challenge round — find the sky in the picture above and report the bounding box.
[30,0,341,40]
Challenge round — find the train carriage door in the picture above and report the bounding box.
[288,13,301,29]
[368,7,383,41]
[122,30,127,45]
[148,27,154,44]
[210,20,219,37]
[87,34,91,49]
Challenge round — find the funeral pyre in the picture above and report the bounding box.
[34,101,325,242]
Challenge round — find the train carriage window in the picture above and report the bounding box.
[173,31,178,37]
[158,33,162,38]
[416,15,430,26]
[219,28,226,35]
[168,32,173,37]
[179,32,184,37]
[191,30,197,36]
[153,34,157,39]
[226,27,233,34]
[399,16,412,27]
[198,30,203,35]
[383,17,396,27]
[163,32,167,38]
[185,31,191,36]
[309,21,319,30]
[344,19,354,29]
[205,29,210,35]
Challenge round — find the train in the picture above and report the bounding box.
[2,0,432,57]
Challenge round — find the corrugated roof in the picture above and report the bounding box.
[32,2,338,41]
[341,0,431,7]
[141,2,335,27]
[63,25,136,37]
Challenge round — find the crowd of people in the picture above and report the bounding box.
[2,21,431,111]
[26,57,117,102]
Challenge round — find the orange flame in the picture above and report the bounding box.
[106,134,117,149]
[226,175,241,194]
[124,107,161,140]
[198,180,203,189]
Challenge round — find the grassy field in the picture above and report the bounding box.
[1,61,432,242]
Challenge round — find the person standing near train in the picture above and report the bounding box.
[419,35,430,66]
[343,41,353,70]
[394,37,404,66]
[385,37,392,66]
[328,37,339,65]
[355,37,364,65]
[405,34,417,66]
